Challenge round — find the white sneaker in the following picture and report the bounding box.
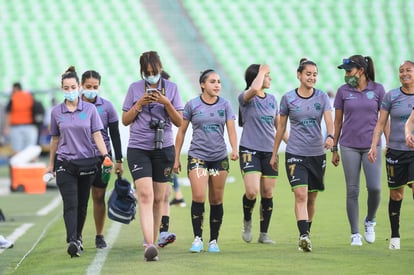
[258,232,275,244]
[389,237,400,250]
[0,235,14,249]
[364,219,376,243]
[242,220,252,243]
[350,233,363,246]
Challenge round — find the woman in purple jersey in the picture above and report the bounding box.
[174,69,238,253]
[369,60,414,250]
[122,51,183,261]
[80,70,124,249]
[238,64,284,245]
[270,59,334,252]
[46,66,112,258]
[332,55,386,246]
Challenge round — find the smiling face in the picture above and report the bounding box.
[201,72,221,96]
[399,61,414,86]
[298,64,318,89]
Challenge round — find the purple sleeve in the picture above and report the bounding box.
[90,106,104,133]
[333,87,344,110]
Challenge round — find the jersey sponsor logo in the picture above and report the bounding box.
[301,119,316,127]
[203,124,220,133]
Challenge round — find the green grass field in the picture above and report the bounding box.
[0,153,413,274]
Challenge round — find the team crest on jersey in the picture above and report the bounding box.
[217,109,225,117]
[314,103,321,111]
[366,91,375,100]
[79,112,88,120]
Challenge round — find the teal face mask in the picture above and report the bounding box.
[144,74,161,84]
[83,90,98,99]
[344,75,359,87]
[64,90,79,102]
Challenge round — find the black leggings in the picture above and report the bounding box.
[56,162,95,243]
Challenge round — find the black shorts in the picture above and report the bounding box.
[187,156,229,176]
[239,146,278,177]
[285,153,326,192]
[127,146,175,183]
[385,148,414,189]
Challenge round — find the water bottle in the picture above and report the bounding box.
[43,172,55,183]
[101,156,113,185]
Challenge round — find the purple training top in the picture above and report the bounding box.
[50,98,104,160]
[122,79,183,150]
[90,96,119,155]
[334,81,385,149]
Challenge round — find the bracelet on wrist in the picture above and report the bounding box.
[331,146,338,152]
[327,134,334,140]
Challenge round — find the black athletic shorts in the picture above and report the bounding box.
[239,146,278,177]
[385,148,414,189]
[285,152,326,192]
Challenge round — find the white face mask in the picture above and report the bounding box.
[82,89,98,99]
[63,90,79,102]
[144,74,161,84]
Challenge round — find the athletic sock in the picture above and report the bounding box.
[210,204,223,242]
[388,198,402,238]
[259,197,273,233]
[297,220,309,236]
[191,201,205,238]
[242,194,256,221]
[160,215,169,233]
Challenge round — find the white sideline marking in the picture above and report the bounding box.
[86,222,122,275]
[0,223,34,255]
[14,213,61,270]
[36,195,62,216]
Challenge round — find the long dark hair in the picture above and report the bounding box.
[239,64,260,127]
[348,55,375,81]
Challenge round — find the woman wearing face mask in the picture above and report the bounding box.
[332,55,386,246]
[80,70,124,249]
[122,51,183,261]
[46,66,112,257]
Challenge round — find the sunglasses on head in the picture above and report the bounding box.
[343,58,363,68]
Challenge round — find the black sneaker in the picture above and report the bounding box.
[67,241,81,258]
[169,198,186,207]
[95,235,107,249]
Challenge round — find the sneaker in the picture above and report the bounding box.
[207,240,220,252]
[158,232,176,248]
[350,233,363,246]
[242,220,252,243]
[169,198,186,207]
[95,235,107,249]
[258,232,275,244]
[189,236,203,253]
[364,218,376,243]
[144,244,159,261]
[77,236,84,251]
[67,241,81,258]
[0,235,13,249]
[389,237,400,250]
[298,235,312,252]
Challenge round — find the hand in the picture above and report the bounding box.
[331,152,340,167]
[406,134,414,148]
[114,162,123,176]
[324,137,334,150]
[230,150,239,161]
[173,160,181,174]
[270,154,278,172]
[367,147,377,163]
